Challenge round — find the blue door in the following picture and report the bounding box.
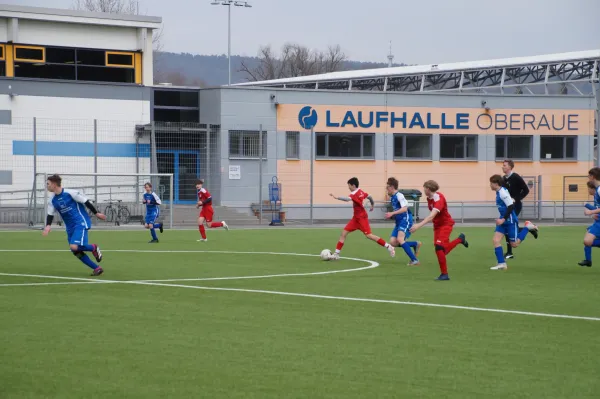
[157,150,201,204]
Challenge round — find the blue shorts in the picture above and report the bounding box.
[391,220,412,240]
[67,225,89,246]
[587,222,600,238]
[495,222,519,242]
[145,210,160,224]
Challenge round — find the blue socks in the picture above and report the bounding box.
[78,244,94,252]
[401,243,417,262]
[150,228,158,240]
[517,228,529,242]
[406,241,418,250]
[79,254,98,270]
[585,246,592,261]
[494,246,504,264]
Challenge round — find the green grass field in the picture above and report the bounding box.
[1,226,599,398]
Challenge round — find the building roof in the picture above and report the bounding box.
[234,49,600,87]
[0,4,162,29]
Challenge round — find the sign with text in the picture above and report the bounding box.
[280,104,594,134]
[228,165,241,180]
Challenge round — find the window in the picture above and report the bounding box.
[229,130,267,158]
[315,133,374,159]
[540,136,577,160]
[496,136,533,160]
[0,44,5,77]
[14,46,45,62]
[106,51,134,67]
[154,109,199,123]
[393,134,432,159]
[286,132,300,159]
[440,135,477,160]
[11,45,140,83]
[154,91,199,108]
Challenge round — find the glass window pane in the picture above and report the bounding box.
[46,47,75,64]
[540,136,563,159]
[77,49,105,66]
[507,136,532,159]
[16,47,43,61]
[440,135,464,159]
[393,135,404,158]
[107,52,133,66]
[495,136,505,159]
[77,66,134,83]
[316,134,326,156]
[286,132,299,159]
[14,63,76,80]
[229,132,241,157]
[405,135,431,158]
[566,136,576,159]
[466,136,477,159]
[362,135,374,157]
[328,134,361,157]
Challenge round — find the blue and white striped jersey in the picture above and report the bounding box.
[47,189,91,230]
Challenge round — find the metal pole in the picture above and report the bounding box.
[43,173,48,226]
[537,175,543,222]
[593,81,600,166]
[169,174,174,229]
[310,127,314,225]
[258,124,263,225]
[227,4,231,86]
[94,120,98,206]
[33,117,37,224]
[150,121,159,196]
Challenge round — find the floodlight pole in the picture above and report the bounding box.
[211,1,252,86]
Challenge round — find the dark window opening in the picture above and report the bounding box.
[15,47,44,61]
[154,109,199,123]
[77,66,134,83]
[107,52,133,66]
[154,90,199,107]
[76,49,105,66]
[46,47,76,64]
[14,63,76,80]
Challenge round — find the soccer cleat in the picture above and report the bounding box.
[91,244,103,263]
[435,274,450,281]
[524,221,539,239]
[222,221,229,231]
[490,263,508,270]
[459,233,469,248]
[415,241,422,258]
[387,245,396,258]
[91,267,104,276]
[197,239,208,242]
[578,260,592,267]
[159,225,164,234]
[505,253,514,260]
[329,252,340,261]
[148,239,159,244]
[407,260,420,266]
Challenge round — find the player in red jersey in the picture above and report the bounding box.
[328,177,395,260]
[196,179,228,242]
[410,180,468,280]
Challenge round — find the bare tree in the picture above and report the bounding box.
[240,43,347,82]
[72,0,163,51]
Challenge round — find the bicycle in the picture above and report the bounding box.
[104,200,131,226]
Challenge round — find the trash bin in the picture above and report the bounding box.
[398,189,423,220]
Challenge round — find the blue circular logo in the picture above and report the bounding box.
[298,106,318,129]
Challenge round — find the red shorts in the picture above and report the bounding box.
[344,217,372,235]
[199,205,214,223]
[433,224,454,244]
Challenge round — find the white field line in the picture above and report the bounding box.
[0,250,378,282]
[1,251,599,322]
[0,281,101,287]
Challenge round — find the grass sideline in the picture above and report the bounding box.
[1,226,599,398]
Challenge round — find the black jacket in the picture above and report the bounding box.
[503,173,529,203]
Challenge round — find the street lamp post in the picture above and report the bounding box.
[211,0,252,86]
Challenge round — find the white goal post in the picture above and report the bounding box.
[31,173,174,229]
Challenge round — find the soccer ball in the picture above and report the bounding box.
[320,249,332,261]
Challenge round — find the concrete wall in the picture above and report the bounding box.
[0,80,151,196]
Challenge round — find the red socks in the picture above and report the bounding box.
[199,225,206,239]
[445,238,462,254]
[436,249,448,274]
[376,238,386,247]
[210,222,223,228]
[336,241,344,252]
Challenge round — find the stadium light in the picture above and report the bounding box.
[211,0,252,86]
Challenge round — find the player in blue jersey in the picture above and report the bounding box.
[42,174,106,276]
[579,168,600,267]
[143,182,163,243]
[489,174,538,270]
[384,177,421,265]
